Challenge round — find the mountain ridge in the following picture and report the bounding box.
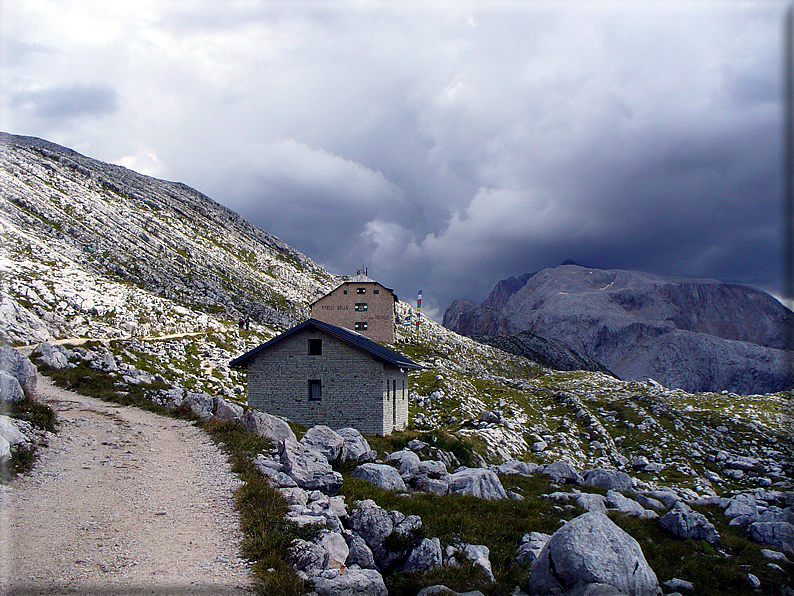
[1,132,338,344]
[443,264,794,394]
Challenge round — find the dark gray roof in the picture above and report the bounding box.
[229,318,421,369]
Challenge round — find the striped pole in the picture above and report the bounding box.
[415,290,422,335]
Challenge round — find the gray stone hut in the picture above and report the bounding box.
[230,319,421,436]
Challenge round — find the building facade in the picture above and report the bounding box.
[310,274,397,343]
[230,319,420,436]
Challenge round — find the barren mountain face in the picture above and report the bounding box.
[444,265,794,394]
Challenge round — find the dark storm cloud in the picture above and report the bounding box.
[3,1,788,318]
[12,83,118,120]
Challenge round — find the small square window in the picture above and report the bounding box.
[355,303,368,311]
[308,339,322,355]
[308,380,322,401]
[373,289,380,294]
[357,287,366,294]
[343,289,348,294]
[355,321,368,331]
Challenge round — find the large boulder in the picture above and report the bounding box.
[496,460,539,477]
[0,371,25,403]
[747,521,794,555]
[337,427,376,462]
[542,460,583,485]
[352,463,407,492]
[529,512,660,596]
[658,502,720,545]
[450,468,507,500]
[301,425,347,464]
[386,449,421,474]
[0,345,36,395]
[279,438,343,494]
[402,537,442,573]
[345,533,377,569]
[185,391,214,421]
[0,416,31,448]
[516,532,552,565]
[241,409,297,444]
[584,468,634,494]
[311,566,388,596]
[0,436,10,462]
[212,396,244,421]
[348,500,394,550]
[33,342,69,369]
[289,530,349,574]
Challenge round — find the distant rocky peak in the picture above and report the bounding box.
[481,272,535,310]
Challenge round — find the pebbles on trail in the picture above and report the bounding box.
[0,374,256,595]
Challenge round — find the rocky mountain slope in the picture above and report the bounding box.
[443,264,794,394]
[0,132,337,345]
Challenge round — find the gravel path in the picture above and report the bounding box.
[0,373,258,595]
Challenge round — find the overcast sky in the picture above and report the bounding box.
[2,1,789,318]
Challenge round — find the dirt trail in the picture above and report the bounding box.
[0,374,258,595]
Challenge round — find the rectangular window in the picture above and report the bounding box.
[308,339,322,355]
[357,287,366,294]
[355,303,368,311]
[374,289,380,294]
[343,289,348,294]
[354,321,368,331]
[308,380,322,401]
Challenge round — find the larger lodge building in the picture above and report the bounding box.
[310,273,398,344]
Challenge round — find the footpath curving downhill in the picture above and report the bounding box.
[0,373,257,595]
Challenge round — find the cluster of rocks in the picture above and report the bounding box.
[694,489,794,555]
[31,341,252,423]
[239,423,498,594]
[0,346,46,464]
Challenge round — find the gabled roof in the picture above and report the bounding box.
[229,318,422,369]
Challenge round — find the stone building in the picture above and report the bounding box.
[310,273,398,344]
[230,318,421,436]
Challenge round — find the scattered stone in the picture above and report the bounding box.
[449,468,507,500]
[542,460,583,485]
[212,396,243,421]
[301,425,347,464]
[401,537,442,573]
[348,500,394,550]
[311,566,387,596]
[33,342,69,369]
[663,578,694,591]
[747,574,761,590]
[337,427,376,462]
[747,521,794,555]
[658,502,720,545]
[0,371,25,403]
[242,409,297,443]
[584,468,634,494]
[387,449,421,473]
[345,533,377,569]
[531,440,548,452]
[279,438,343,494]
[0,345,36,395]
[516,532,551,565]
[352,463,407,492]
[495,460,539,477]
[185,391,214,420]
